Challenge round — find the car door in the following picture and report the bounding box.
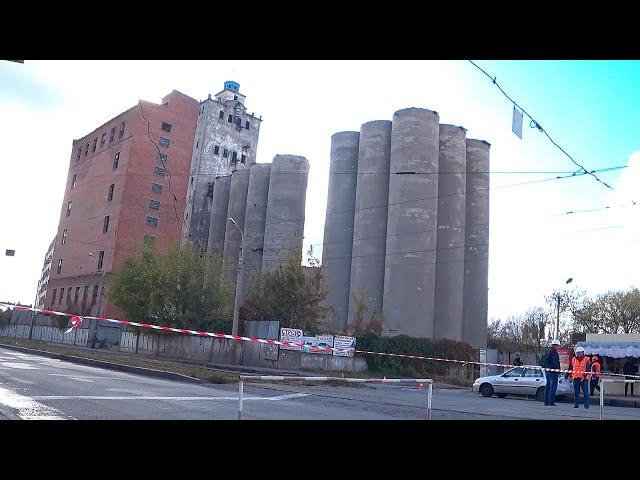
[521,368,544,394]
[494,367,525,394]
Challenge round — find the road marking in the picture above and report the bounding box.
[49,374,97,383]
[0,362,39,370]
[0,386,72,420]
[31,393,310,401]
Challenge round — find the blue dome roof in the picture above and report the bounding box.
[224,81,240,92]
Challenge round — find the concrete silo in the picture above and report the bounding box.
[262,155,310,273]
[383,108,440,338]
[462,139,490,349]
[241,163,271,297]
[347,121,391,330]
[321,132,360,330]
[207,175,232,260]
[222,169,251,285]
[433,125,467,341]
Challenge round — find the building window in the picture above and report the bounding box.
[101,133,106,147]
[147,216,158,228]
[71,174,77,189]
[144,235,156,245]
[245,120,250,130]
[119,121,125,139]
[113,152,120,170]
[92,138,97,152]
[52,289,57,304]
[219,110,224,120]
[161,122,172,132]
[77,148,81,160]
[154,167,165,177]
[207,182,214,198]
[83,286,88,303]
[241,154,246,164]
[103,215,110,233]
[227,114,233,123]
[62,229,68,245]
[149,200,160,210]
[57,259,62,274]
[66,202,72,217]
[98,250,104,270]
[152,183,163,193]
[234,95,238,100]
[67,288,71,304]
[59,288,64,303]
[157,152,167,163]
[196,141,199,149]
[223,148,229,159]
[110,127,115,142]
[159,137,170,148]
[92,285,98,303]
[85,143,89,157]
[107,184,114,201]
[190,177,193,186]
[214,145,220,156]
[74,287,80,304]
[232,151,238,163]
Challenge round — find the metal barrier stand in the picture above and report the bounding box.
[237,375,434,420]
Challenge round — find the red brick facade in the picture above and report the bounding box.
[45,91,199,320]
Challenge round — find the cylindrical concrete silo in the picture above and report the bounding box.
[321,132,360,331]
[347,121,391,331]
[262,155,310,273]
[383,108,440,339]
[462,139,490,349]
[207,175,231,261]
[222,169,251,285]
[241,163,271,298]
[433,125,467,342]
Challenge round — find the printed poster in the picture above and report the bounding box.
[280,328,303,351]
[333,335,356,357]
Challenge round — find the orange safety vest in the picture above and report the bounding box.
[592,362,601,378]
[571,356,590,380]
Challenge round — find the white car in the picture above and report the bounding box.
[472,366,573,402]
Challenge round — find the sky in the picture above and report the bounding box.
[1,60,639,322]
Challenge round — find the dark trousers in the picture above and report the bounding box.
[590,378,600,396]
[545,373,558,405]
[573,378,590,407]
[625,380,634,396]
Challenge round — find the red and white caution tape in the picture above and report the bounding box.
[2,302,639,380]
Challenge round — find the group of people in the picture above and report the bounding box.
[540,340,638,408]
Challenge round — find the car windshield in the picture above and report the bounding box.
[502,367,525,378]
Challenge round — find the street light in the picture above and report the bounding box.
[227,217,244,337]
[556,277,574,340]
[88,251,107,349]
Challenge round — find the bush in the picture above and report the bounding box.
[356,333,477,377]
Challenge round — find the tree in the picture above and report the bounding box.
[545,288,584,342]
[572,288,640,334]
[107,244,233,331]
[346,287,384,336]
[241,255,328,332]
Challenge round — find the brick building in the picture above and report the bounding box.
[45,90,199,319]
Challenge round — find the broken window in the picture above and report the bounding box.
[113,152,120,170]
[214,145,220,156]
[161,122,172,132]
[159,137,170,148]
[119,121,125,139]
[103,215,110,233]
[241,154,246,164]
[154,167,165,177]
[223,148,229,159]
[219,110,224,120]
[245,120,250,130]
[57,259,63,275]
[71,174,77,189]
[207,182,214,198]
[152,183,163,193]
[101,132,106,147]
[92,138,97,152]
[227,114,233,123]
[66,202,72,217]
[147,216,158,227]
[149,200,160,210]
[107,183,114,201]
[62,229,68,245]
[157,152,167,163]
[232,151,238,163]
[110,127,115,142]
[98,251,104,270]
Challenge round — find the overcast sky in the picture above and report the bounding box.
[1,60,639,321]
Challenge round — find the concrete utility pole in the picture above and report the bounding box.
[556,277,573,340]
[228,217,244,337]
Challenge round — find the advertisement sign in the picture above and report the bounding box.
[280,328,303,351]
[333,335,356,357]
[558,348,572,371]
[301,334,334,355]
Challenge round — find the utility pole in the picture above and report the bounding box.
[556,277,573,340]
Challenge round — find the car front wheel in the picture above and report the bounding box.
[479,383,494,397]
[536,387,545,402]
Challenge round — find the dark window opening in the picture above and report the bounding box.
[85,143,89,157]
[101,133,106,147]
[98,251,104,270]
[154,167,165,177]
[67,288,71,304]
[152,183,163,193]
[147,216,158,227]
[113,152,120,170]
[241,154,247,164]
[227,114,233,123]
[92,138,97,152]
[245,120,250,130]
[223,148,229,159]
[119,121,125,139]
[71,174,77,189]
[77,148,81,160]
[62,229,68,245]
[219,110,224,119]
[103,216,110,233]
[59,288,64,303]
[52,289,57,305]
[57,259,62,274]
[232,151,238,163]
[157,152,167,163]
[207,182,214,198]
[110,127,115,142]
[107,183,114,201]
[83,286,88,303]
[161,122,172,132]
[214,145,220,156]
[159,137,170,148]
[234,95,238,100]
[74,287,80,304]
[196,141,199,148]
[190,177,193,186]
[149,200,160,210]
[66,202,72,217]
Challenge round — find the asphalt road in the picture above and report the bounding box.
[1,346,640,420]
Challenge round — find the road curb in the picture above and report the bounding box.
[0,343,203,385]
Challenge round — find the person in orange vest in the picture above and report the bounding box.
[590,356,601,396]
[565,346,591,409]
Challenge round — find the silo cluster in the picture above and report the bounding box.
[322,107,490,349]
[207,155,310,305]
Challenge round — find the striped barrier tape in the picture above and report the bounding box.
[2,302,639,380]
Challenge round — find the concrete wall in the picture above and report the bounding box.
[207,175,231,260]
[348,121,391,330]
[383,108,440,338]
[262,155,310,272]
[433,125,467,341]
[462,139,490,349]
[322,132,359,330]
[222,169,251,286]
[241,163,271,298]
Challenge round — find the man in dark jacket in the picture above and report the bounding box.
[543,339,561,406]
[623,358,637,396]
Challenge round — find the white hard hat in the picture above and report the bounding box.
[575,346,585,353]
[551,339,560,346]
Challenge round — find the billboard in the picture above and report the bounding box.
[558,348,572,371]
[301,334,334,355]
[280,328,303,351]
[333,335,356,357]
